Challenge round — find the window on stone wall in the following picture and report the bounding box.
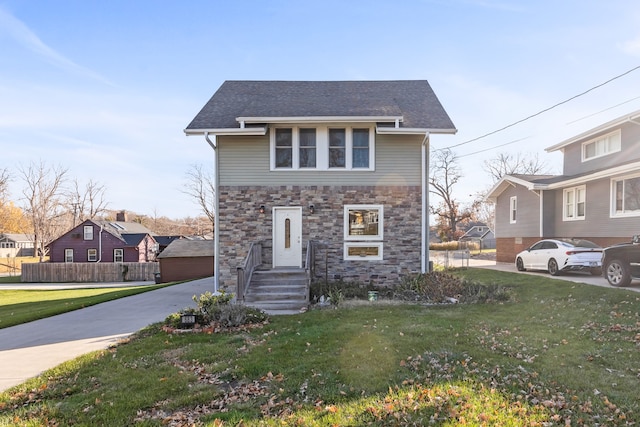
[344,205,383,260]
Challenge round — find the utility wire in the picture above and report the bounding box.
[443,64,640,150]
[457,136,531,158]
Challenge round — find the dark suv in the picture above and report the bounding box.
[601,235,640,287]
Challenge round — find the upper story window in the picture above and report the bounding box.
[582,130,621,162]
[509,196,517,224]
[83,225,93,240]
[563,185,586,221]
[611,172,640,217]
[271,125,374,171]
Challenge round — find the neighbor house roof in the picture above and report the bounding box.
[185,80,456,135]
[157,239,214,258]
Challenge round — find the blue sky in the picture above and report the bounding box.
[2,0,640,219]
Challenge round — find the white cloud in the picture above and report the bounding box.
[619,36,640,56]
[0,6,114,86]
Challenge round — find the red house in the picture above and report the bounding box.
[48,219,158,263]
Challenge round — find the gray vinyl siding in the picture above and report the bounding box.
[495,184,541,238]
[541,190,556,237]
[562,121,640,176]
[553,177,640,238]
[218,133,423,186]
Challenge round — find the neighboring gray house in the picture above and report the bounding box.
[487,110,640,263]
[0,234,35,257]
[185,80,456,295]
[458,223,495,249]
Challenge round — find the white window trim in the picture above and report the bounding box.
[83,225,93,240]
[563,185,586,221]
[87,248,97,262]
[509,196,517,224]
[344,242,384,261]
[581,130,621,162]
[114,248,124,263]
[64,248,73,263]
[270,124,375,171]
[343,204,383,261]
[344,204,384,241]
[610,171,640,218]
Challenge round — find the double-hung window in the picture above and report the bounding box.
[87,248,97,262]
[271,125,374,170]
[611,173,640,217]
[114,248,124,263]
[83,225,93,240]
[344,205,383,260]
[64,249,74,263]
[563,186,586,220]
[509,196,517,224]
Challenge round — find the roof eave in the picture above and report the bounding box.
[376,126,458,135]
[237,115,404,125]
[184,127,268,136]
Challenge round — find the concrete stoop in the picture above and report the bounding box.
[243,268,309,315]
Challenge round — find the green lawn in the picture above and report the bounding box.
[1,268,639,426]
[0,284,173,329]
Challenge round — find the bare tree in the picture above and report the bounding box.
[429,148,471,241]
[0,167,9,202]
[183,164,215,224]
[19,161,68,261]
[483,152,551,183]
[66,178,109,225]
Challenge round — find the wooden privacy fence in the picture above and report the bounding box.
[21,262,159,283]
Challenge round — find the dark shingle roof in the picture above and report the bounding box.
[157,239,214,258]
[185,80,456,131]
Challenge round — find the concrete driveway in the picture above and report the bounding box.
[0,277,214,392]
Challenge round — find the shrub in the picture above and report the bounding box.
[429,241,459,251]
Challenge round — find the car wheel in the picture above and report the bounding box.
[590,268,602,276]
[516,257,526,271]
[605,259,631,287]
[548,258,561,276]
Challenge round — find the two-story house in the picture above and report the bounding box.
[487,109,640,263]
[185,80,456,297]
[48,216,158,263]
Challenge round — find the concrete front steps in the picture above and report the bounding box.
[243,268,309,315]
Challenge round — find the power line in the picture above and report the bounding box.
[457,136,531,158]
[443,64,640,150]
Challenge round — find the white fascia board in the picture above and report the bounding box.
[545,109,640,153]
[184,127,267,136]
[545,160,640,189]
[485,175,546,201]
[236,116,403,124]
[376,126,458,135]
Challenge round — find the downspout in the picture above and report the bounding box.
[421,132,430,273]
[97,225,103,262]
[204,132,220,293]
[539,190,544,238]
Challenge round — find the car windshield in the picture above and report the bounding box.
[558,239,600,248]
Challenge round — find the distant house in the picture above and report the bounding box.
[458,223,495,249]
[185,80,456,296]
[157,239,214,283]
[0,234,35,257]
[47,219,158,263]
[487,109,640,262]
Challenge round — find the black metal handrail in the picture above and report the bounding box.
[237,242,262,301]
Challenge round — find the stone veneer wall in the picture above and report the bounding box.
[217,185,423,293]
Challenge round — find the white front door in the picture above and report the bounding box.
[273,207,302,268]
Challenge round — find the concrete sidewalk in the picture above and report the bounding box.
[0,277,214,392]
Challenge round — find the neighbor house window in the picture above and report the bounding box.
[114,248,124,263]
[271,125,374,170]
[344,205,383,260]
[509,196,517,224]
[87,249,97,262]
[611,173,640,217]
[65,249,74,263]
[582,130,621,162]
[83,225,93,240]
[563,185,586,221]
